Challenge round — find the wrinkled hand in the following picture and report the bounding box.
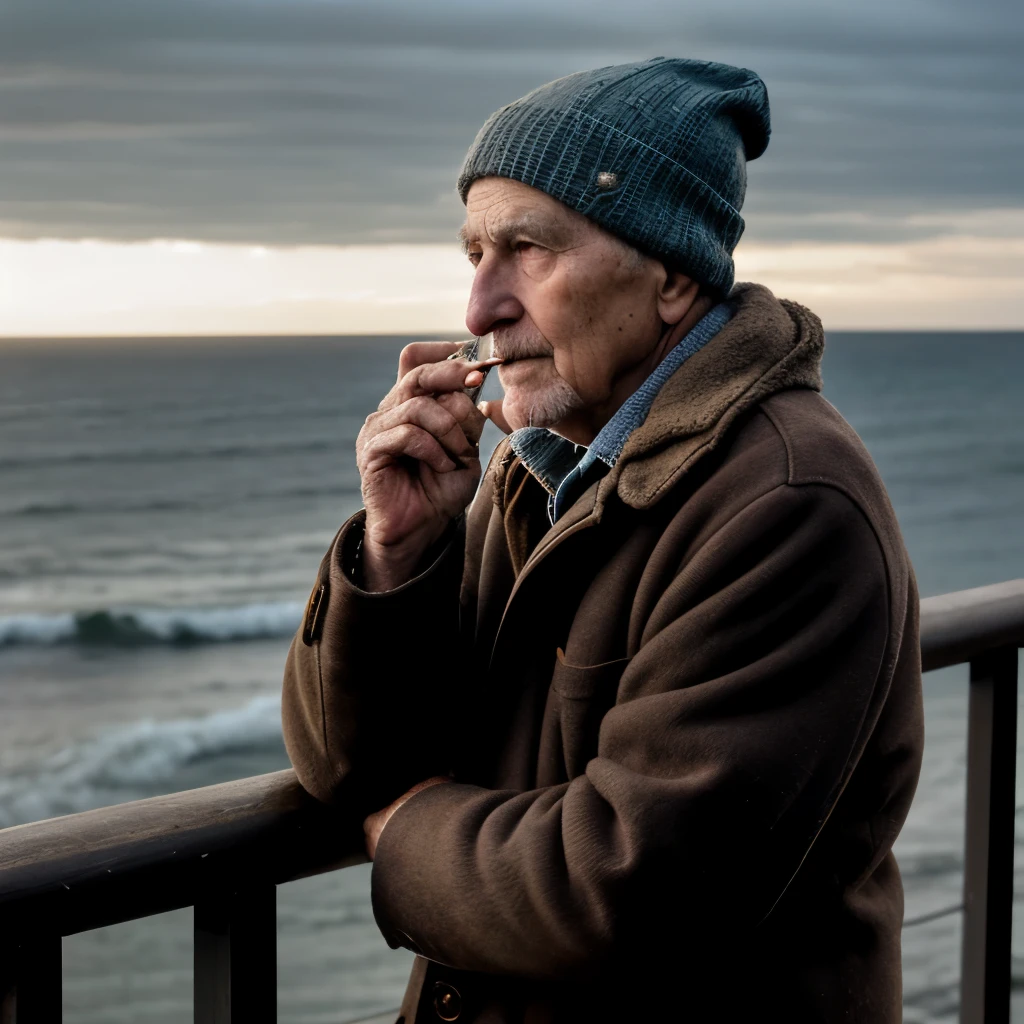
[363,776,453,860]
[356,342,502,591]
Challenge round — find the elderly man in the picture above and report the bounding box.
[283,57,924,1023]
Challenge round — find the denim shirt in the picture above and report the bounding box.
[508,302,733,524]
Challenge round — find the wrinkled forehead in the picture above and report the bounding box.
[458,178,580,253]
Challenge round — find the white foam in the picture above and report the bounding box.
[129,601,304,641]
[0,694,284,828]
[0,611,78,646]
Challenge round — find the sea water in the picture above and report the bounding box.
[1,332,1023,1023]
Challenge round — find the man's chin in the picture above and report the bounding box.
[501,387,583,433]
[502,392,549,432]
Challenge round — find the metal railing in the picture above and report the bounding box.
[918,581,1024,1023]
[0,771,367,1022]
[1,580,1022,1023]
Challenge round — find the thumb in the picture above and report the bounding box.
[479,397,512,435]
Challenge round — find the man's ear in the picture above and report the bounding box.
[656,267,701,326]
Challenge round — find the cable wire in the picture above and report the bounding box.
[903,902,964,928]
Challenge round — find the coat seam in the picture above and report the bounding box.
[758,400,798,484]
[754,478,896,923]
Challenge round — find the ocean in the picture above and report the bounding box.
[1,331,1023,1023]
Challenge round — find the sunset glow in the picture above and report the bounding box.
[3,218,1022,337]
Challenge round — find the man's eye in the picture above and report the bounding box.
[514,241,537,253]
[467,251,482,265]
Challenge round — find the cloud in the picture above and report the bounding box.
[3,226,1022,336]
[0,0,1021,246]
[0,238,475,335]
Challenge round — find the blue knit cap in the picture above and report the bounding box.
[457,57,770,295]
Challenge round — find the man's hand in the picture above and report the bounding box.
[356,341,501,591]
[363,776,452,860]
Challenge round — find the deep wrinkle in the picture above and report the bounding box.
[458,211,573,260]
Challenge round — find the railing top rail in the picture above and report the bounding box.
[0,770,364,937]
[920,579,1024,672]
[0,579,1021,937]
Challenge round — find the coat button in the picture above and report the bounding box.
[433,981,462,1021]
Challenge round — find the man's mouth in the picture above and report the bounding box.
[497,354,546,372]
[494,350,547,365]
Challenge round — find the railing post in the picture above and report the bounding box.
[195,885,277,1024]
[0,935,62,1024]
[961,646,1018,1024]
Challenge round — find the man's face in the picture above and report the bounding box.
[461,176,668,440]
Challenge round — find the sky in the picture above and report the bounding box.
[1,0,1022,334]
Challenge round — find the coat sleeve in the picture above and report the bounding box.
[281,508,466,816]
[369,481,910,978]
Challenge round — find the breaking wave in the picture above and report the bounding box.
[0,694,285,828]
[0,601,303,649]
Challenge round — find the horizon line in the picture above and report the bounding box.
[3,327,1024,343]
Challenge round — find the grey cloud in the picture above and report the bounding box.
[0,0,1021,246]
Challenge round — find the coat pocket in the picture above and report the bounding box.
[548,649,632,780]
[551,648,632,700]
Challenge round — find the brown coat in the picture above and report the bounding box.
[282,283,924,1023]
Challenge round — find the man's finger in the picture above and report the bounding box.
[367,396,477,461]
[360,423,458,475]
[397,341,464,381]
[480,397,513,435]
[381,357,501,412]
[436,391,487,445]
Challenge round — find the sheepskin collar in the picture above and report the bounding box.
[598,281,825,511]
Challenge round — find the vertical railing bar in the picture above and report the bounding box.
[0,935,62,1024]
[960,646,1018,1024]
[195,885,277,1024]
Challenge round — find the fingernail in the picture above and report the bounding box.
[464,371,484,387]
[481,357,504,365]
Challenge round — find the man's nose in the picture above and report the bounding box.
[465,262,524,338]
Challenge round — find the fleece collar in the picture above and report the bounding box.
[602,281,825,511]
